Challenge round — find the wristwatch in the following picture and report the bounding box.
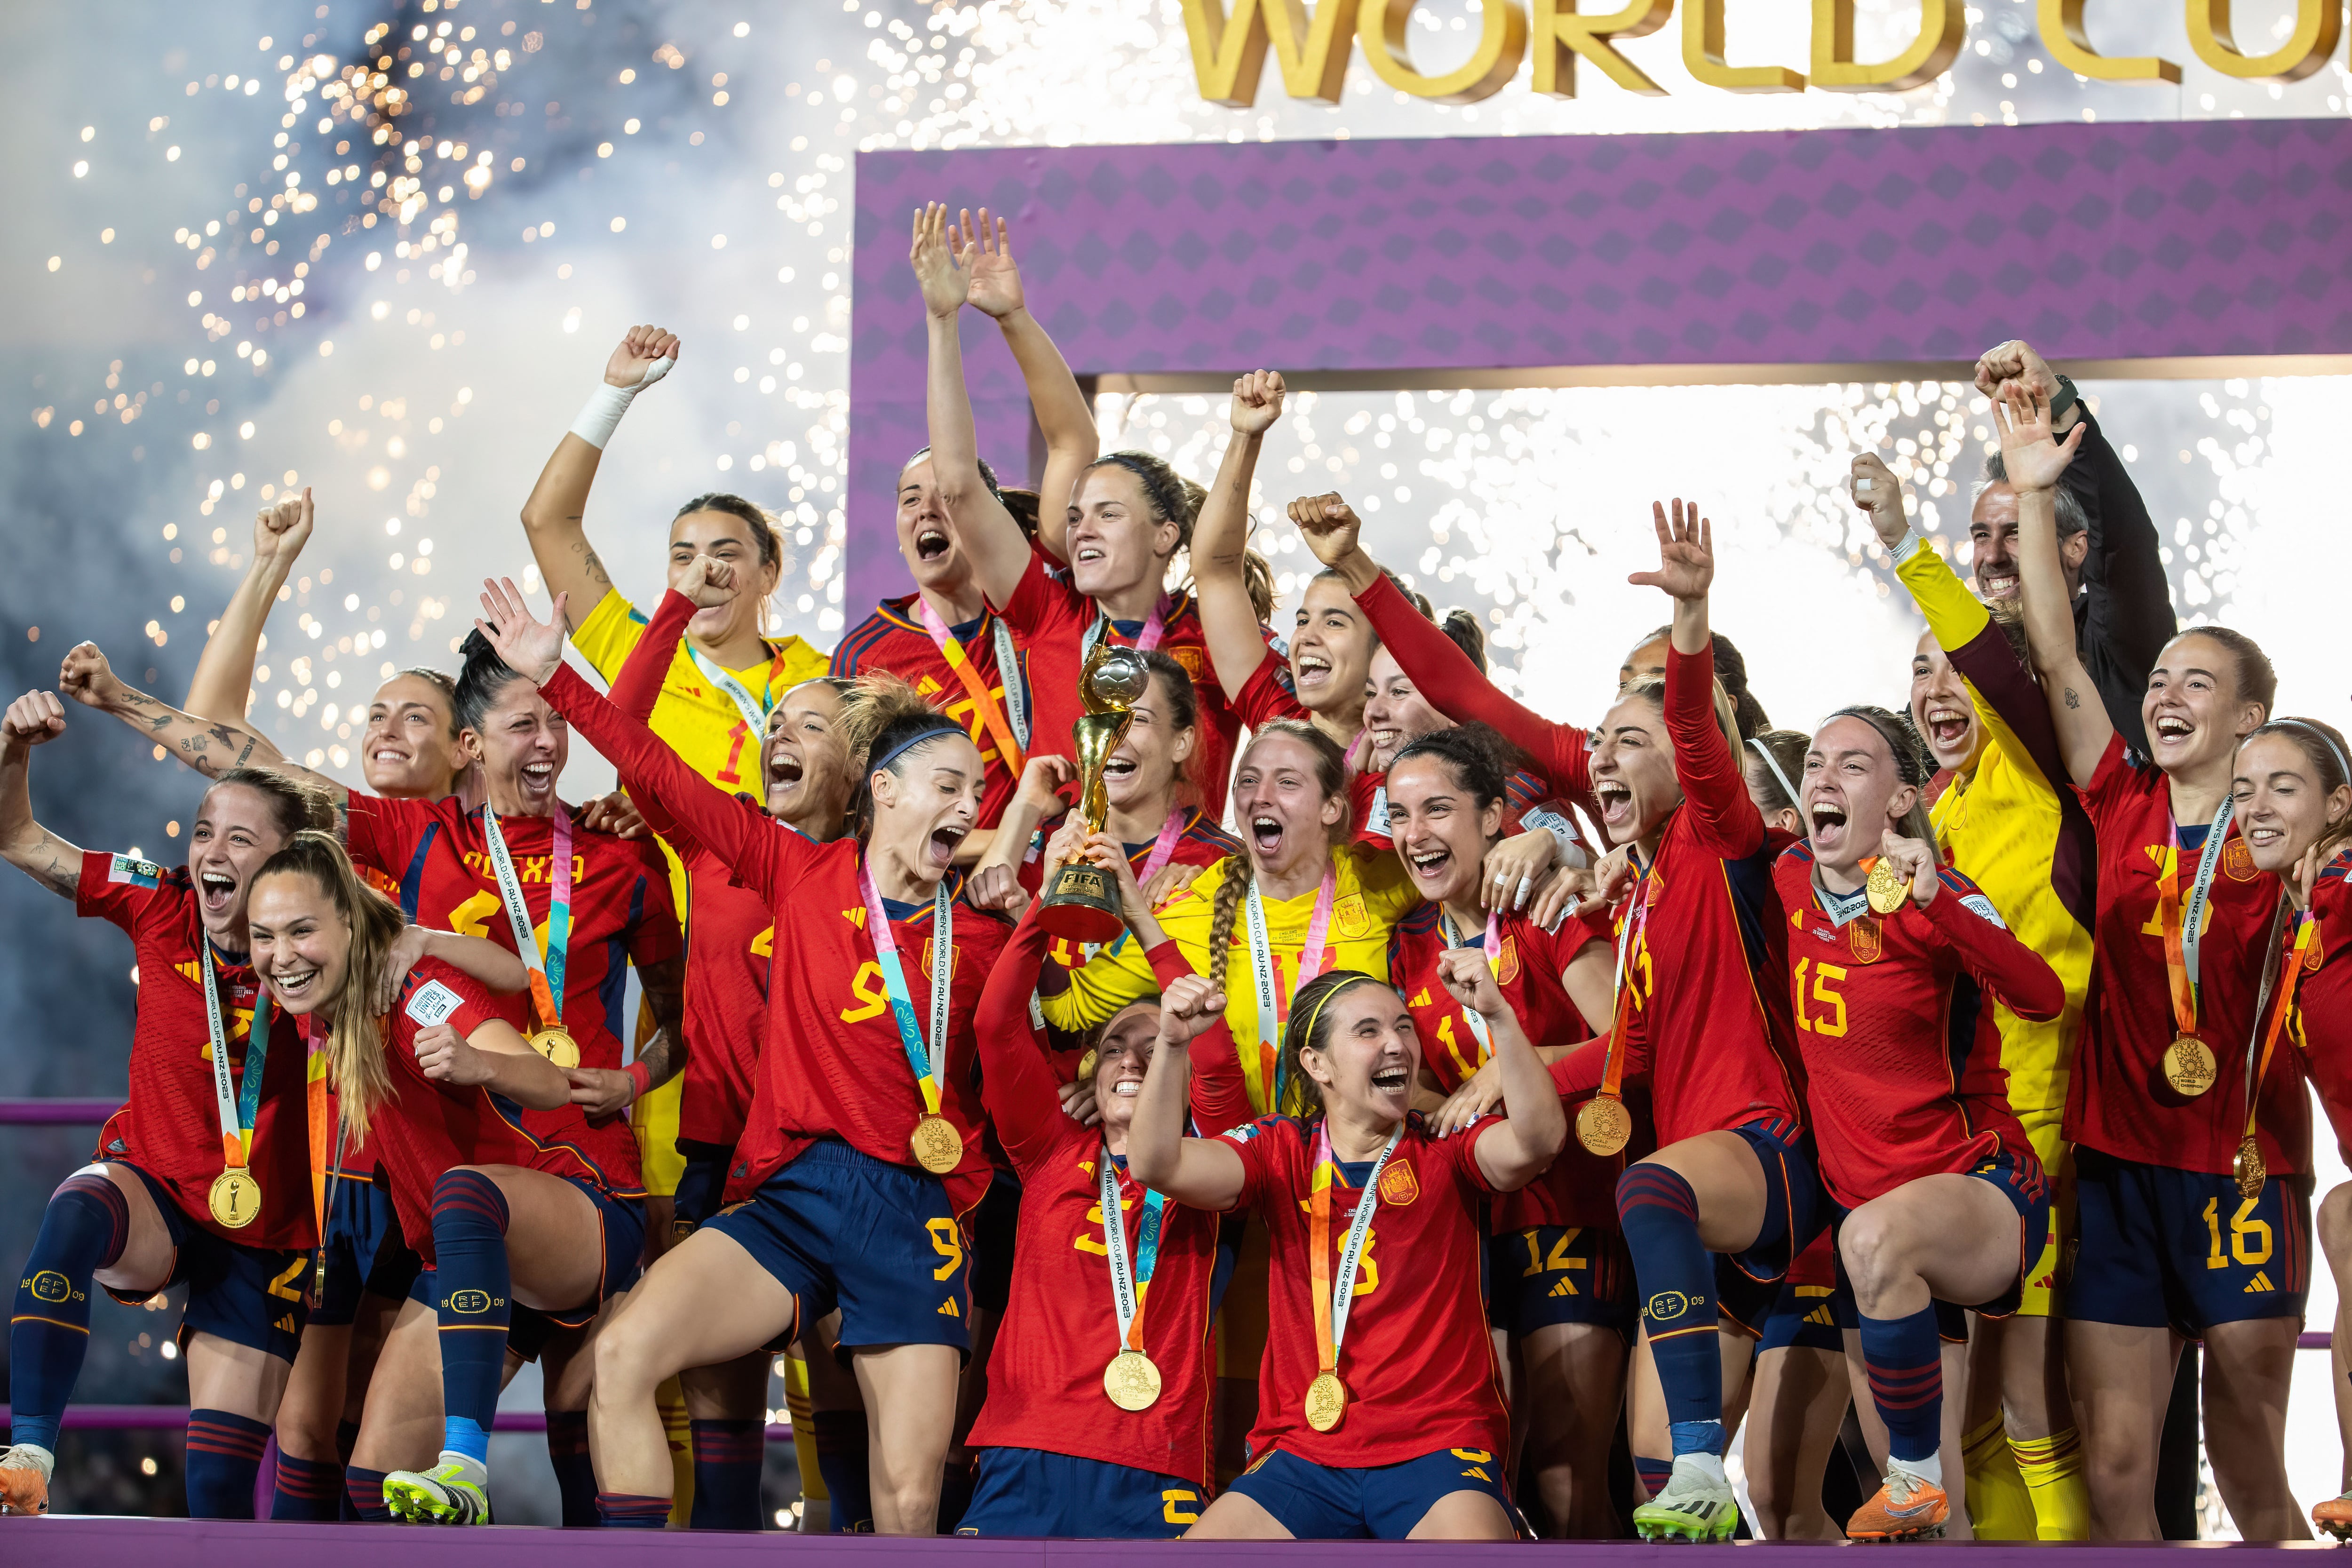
[2048,374,2080,424]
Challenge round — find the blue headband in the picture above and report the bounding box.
[868,722,963,780]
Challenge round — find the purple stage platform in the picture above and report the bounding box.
[14,1517,2350,1558]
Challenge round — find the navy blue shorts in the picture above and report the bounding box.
[406,1175,645,1333]
[703,1139,972,1358]
[1756,1276,1850,1354]
[672,1138,733,1236]
[1226,1445,1525,1540]
[103,1161,306,1362]
[312,1171,421,1328]
[956,1447,1204,1537]
[1488,1224,1635,1336]
[1723,1118,1830,1289]
[1828,1146,2050,1323]
[2067,1147,2312,1335]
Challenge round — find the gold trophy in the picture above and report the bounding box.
[1038,642,1152,943]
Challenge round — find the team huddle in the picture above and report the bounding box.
[2,202,2346,1544]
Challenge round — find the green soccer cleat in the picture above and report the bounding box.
[1633,1454,1740,1542]
[383,1457,492,1524]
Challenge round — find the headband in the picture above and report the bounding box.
[1091,451,1190,527]
[1746,737,1802,811]
[1294,974,1382,1066]
[867,722,964,781]
[2268,719,2352,788]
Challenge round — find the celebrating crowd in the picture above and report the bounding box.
[1,201,2345,1544]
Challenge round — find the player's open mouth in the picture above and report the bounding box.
[928,823,967,868]
[1294,651,1331,689]
[1073,543,1105,567]
[518,763,555,794]
[2153,714,2194,747]
[1923,705,1970,750]
[1369,1064,1409,1093]
[2247,821,2285,853]
[1595,780,1633,827]
[1108,1073,1144,1098]
[768,749,804,787]
[198,869,238,915]
[1250,815,1285,857]
[370,746,411,768]
[1103,753,1137,780]
[1406,844,1451,882]
[271,965,319,1000]
[1370,727,1400,756]
[914,526,950,563]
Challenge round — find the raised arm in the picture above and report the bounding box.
[0,691,87,899]
[187,489,313,723]
[960,208,1097,560]
[1124,972,1248,1210]
[912,203,1030,609]
[975,904,1072,1170]
[607,562,739,853]
[56,642,346,808]
[518,325,680,634]
[1632,502,1761,856]
[1430,949,1567,1191]
[1192,371,1287,704]
[1999,387,2104,787]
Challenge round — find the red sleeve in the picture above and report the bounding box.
[604,590,704,857]
[540,664,806,907]
[1354,572,1591,804]
[992,543,1086,640]
[1235,653,1308,729]
[1446,1115,1510,1196]
[976,906,1071,1174]
[1547,1027,1645,1098]
[1920,876,2066,1024]
[74,850,161,931]
[1527,911,1601,979]
[1215,1114,1292,1215]
[398,958,500,1038]
[1146,939,1254,1137]
[2077,731,2139,824]
[623,842,685,968]
[345,793,428,881]
[1663,643,1762,858]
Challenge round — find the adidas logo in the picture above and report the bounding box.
[1547,1277,1581,1298]
[1804,1305,1836,1327]
[2243,1271,2275,1294]
[938,1297,961,1317]
[1460,1465,1492,1482]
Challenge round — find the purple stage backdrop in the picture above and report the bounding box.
[846,117,2352,612]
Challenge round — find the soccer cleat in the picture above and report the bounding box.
[2313,1491,2352,1540]
[1632,1454,1739,1542]
[1846,1466,1949,1542]
[0,1444,54,1517]
[382,1457,492,1524]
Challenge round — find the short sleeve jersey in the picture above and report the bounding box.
[1218,1113,1509,1468]
[832,594,1026,828]
[2066,735,2304,1177]
[78,852,314,1250]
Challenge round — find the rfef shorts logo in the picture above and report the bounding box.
[446,1288,493,1315]
[1645,1289,1692,1321]
[28,1270,72,1303]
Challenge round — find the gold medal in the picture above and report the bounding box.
[1865,857,1910,916]
[2163,1035,2217,1098]
[1575,1096,1632,1157]
[208,1168,262,1230]
[529,1026,580,1070]
[1077,1048,1098,1083]
[2234,1136,2266,1200]
[1303,1369,1348,1433]
[910,1113,962,1175]
[1103,1348,1163,1412]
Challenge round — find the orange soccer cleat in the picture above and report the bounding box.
[0,1445,53,1517]
[2313,1492,2352,1540]
[1846,1465,1949,1542]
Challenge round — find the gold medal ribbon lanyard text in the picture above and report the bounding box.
[1303,1121,1403,1431]
[2156,796,2239,1098]
[855,861,961,1174]
[482,803,574,1063]
[201,943,272,1229]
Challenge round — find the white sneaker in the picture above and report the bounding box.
[1633,1453,1738,1542]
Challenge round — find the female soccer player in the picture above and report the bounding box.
[608,562,859,1528]
[60,636,687,1523]
[2227,718,2352,1537]
[239,832,641,1525]
[906,204,1250,821]
[0,688,330,1519]
[1126,959,1565,1539]
[473,580,1007,1536]
[1856,448,2098,1541]
[1776,705,2063,1539]
[1382,724,1624,1537]
[2006,384,2305,1540]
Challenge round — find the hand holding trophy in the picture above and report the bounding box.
[1038,641,1152,942]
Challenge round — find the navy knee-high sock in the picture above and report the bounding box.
[344,1464,394,1522]
[810,1408,873,1531]
[429,1170,511,1467]
[270,1451,345,1519]
[9,1173,129,1455]
[1858,1304,1945,1465]
[1617,1164,1723,1458]
[597,1490,673,1528]
[184,1409,270,1519]
[545,1409,600,1527]
[688,1417,764,1531]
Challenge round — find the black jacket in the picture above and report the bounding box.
[2063,409,2174,757]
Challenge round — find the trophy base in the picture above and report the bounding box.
[1037,861,1126,945]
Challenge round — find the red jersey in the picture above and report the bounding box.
[1772,846,2061,1210]
[1219,1113,1509,1467]
[996,545,1264,821]
[1350,767,1565,854]
[2065,735,2303,1176]
[537,664,1008,1218]
[965,909,1248,1487]
[1236,651,1309,730]
[1552,646,1805,1147]
[344,793,680,1190]
[833,593,1025,828]
[78,851,314,1250]
[324,958,632,1261]
[1388,904,1617,1231]
[1352,573,1598,826]
[612,589,781,1150]
[1037,805,1242,974]
[2291,851,2352,1165]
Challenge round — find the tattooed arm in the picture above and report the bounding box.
[0,690,89,899]
[564,954,687,1117]
[55,641,350,816]
[519,326,678,634]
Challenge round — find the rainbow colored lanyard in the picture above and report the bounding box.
[1099,1154,1168,1356]
[200,943,271,1178]
[912,598,1029,769]
[686,642,788,738]
[855,862,954,1118]
[1307,1122,1402,1384]
[1244,864,1337,1113]
[482,803,572,1035]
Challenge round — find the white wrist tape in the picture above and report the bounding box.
[1890,529,1926,566]
[569,356,674,450]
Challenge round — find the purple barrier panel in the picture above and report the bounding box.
[0,1098,124,1125]
[847,119,2352,611]
[0,1405,789,1438]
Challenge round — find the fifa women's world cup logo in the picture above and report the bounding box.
[1038,642,1151,943]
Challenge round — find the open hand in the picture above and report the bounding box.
[1628,499,1713,603]
[475,578,569,685]
[606,324,679,390]
[1139,860,1204,910]
[1848,453,1910,550]
[909,202,972,319]
[1057,1073,1101,1128]
[1432,1058,1505,1137]
[1529,861,1592,931]
[373,926,432,1017]
[956,207,1025,320]
[1480,829,1557,914]
[1288,493,1362,567]
[1992,384,2085,494]
[254,487,315,569]
[1230,369,1286,437]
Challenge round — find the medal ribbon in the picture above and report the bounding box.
[1099,1152,1168,1355]
[685,641,791,740]
[200,942,271,1171]
[1590,859,1657,1109]
[482,803,572,1034]
[1437,907,1505,1070]
[1307,1121,1404,1380]
[912,598,1029,770]
[305,1024,333,1258]
[1082,594,1172,659]
[2241,900,2314,1160]
[855,862,954,1120]
[1136,809,1187,890]
[2156,796,2239,1039]
[1244,864,1338,1114]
